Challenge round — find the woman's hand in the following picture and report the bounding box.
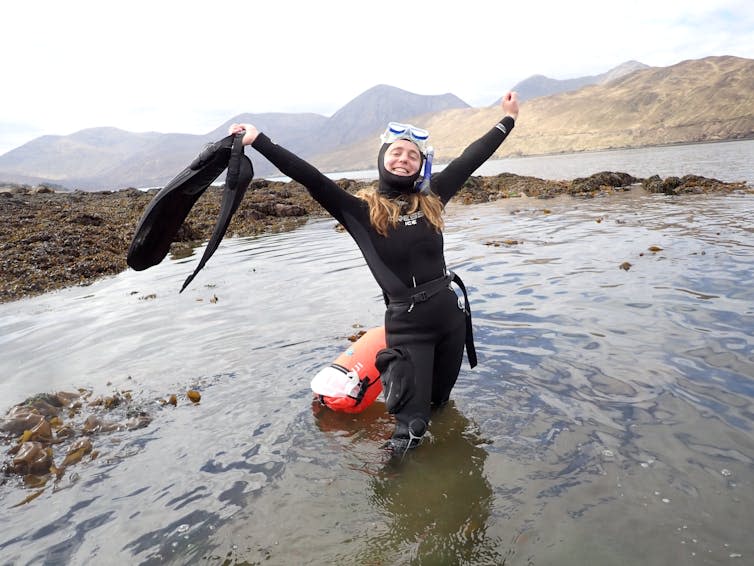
[501,91,519,121]
[228,123,259,146]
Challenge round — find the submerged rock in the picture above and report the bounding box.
[11,442,52,475]
[0,406,46,436]
[1,390,152,496]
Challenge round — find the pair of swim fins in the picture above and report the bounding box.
[126,133,253,292]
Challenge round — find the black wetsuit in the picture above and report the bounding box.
[251,116,515,443]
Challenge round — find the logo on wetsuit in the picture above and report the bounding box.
[398,210,425,226]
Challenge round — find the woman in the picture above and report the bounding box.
[230,92,519,452]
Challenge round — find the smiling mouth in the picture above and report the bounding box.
[391,167,410,175]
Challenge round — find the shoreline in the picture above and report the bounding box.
[1,172,750,304]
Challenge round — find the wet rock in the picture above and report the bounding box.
[61,437,93,467]
[55,425,75,440]
[659,176,682,195]
[488,239,520,246]
[0,406,46,435]
[0,174,748,303]
[125,414,152,430]
[11,442,52,475]
[71,213,104,226]
[249,201,307,217]
[642,174,745,195]
[82,415,114,433]
[25,419,53,444]
[250,179,270,190]
[347,330,367,342]
[274,203,307,217]
[642,175,664,193]
[88,393,123,409]
[174,222,203,242]
[120,187,144,198]
[570,172,638,194]
[26,392,77,416]
[0,185,30,195]
[23,474,49,489]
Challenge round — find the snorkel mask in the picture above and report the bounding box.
[379,122,433,194]
[380,122,430,154]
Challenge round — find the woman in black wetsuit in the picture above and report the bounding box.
[230,91,519,452]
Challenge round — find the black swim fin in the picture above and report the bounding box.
[179,135,253,292]
[127,134,238,271]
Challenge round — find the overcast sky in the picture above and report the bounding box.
[2,0,753,155]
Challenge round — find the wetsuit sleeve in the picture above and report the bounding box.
[251,133,359,223]
[431,116,516,203]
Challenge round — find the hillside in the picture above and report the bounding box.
[506,60,649,101]
[497,55,754,157]
[312,56,754,171]
[0,56,752,189]
[0,86,468,190]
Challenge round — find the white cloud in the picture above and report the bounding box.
[1,0,753,154]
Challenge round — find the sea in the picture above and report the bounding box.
[0,139,752,565]
[282,139,754,185]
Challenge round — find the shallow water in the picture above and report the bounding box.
[1,188,753,565]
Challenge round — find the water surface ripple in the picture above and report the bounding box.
[1,189,752,565]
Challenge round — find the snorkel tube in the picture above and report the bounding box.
[416,146,433,194]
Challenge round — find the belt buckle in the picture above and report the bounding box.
[413,291,428,303]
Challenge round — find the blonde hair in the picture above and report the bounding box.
[356,188,445,237]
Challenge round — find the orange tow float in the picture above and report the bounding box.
[310,327,386,413]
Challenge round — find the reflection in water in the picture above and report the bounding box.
[363,402,504,565]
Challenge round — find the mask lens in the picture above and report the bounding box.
[409,127,429,141]
[387,122,408,135]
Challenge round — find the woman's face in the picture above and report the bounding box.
[383,140,422,176]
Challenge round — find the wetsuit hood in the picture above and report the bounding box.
[377,143,424,198]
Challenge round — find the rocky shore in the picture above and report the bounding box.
[1,172,749,303]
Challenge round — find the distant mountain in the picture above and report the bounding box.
[321,85,469,148]
[506,61,649,102]
[310,56,754,171]
[425,55,754,161]
[0,114,329,190]
[0,85,468,190]
[1,56,751,190]
[599,60,650,84]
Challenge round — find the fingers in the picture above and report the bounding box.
[228,123,246,135]
[502,91,520,120]
[227,123,260,145]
